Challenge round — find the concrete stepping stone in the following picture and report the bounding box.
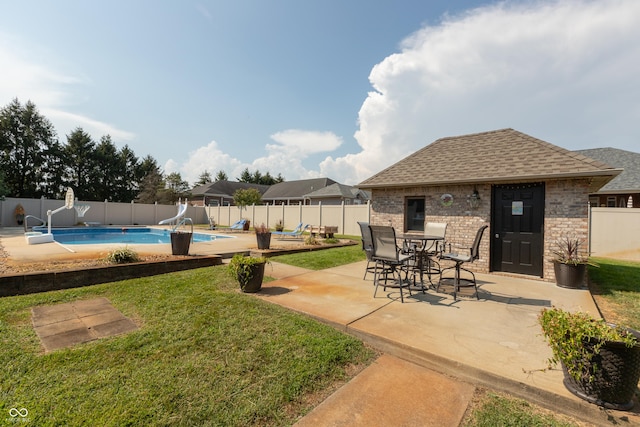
[31,297,138,352]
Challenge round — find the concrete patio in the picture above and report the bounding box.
[260,261,640,426]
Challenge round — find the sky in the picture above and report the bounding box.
[1,0,639,187]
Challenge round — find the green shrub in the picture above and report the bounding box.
[538,307,637,383]
[105,247,140,264]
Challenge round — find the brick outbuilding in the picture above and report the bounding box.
[358,128,621,281]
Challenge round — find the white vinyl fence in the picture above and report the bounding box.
[3,197,639,254]
[589,207,640,257]
[207,203,370,236]
[0,197,371,236]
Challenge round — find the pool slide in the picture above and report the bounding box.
[158,203,188,225]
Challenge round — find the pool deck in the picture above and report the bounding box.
[0,226,309,264]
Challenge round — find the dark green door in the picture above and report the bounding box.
[491,183,544,277]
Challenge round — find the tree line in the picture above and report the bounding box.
[0,99,285,204]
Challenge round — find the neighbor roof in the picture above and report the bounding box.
[262,178,337,200]
[191,180,269,198]
[358,128,622,189]
[573,147,640,194]
[304,183,363,199]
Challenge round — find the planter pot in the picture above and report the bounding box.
[243,220,251,231]
[554,261,587,289]
[561,331,640,410]
[256,232,272,250]
[237,262,265,293]
[170,232,192,255]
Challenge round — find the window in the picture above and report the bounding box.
[405,198,425,232]
[607,196,616,207]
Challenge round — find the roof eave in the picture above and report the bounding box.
[357,169,623,189]
[591,189,640,195]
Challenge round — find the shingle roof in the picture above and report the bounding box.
[262,178,337,200]
[191,180,269,197]
[305,183,359,199]
[358,128,621,188]
[574,147,640,193]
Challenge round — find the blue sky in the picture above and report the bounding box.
[1,0,639,186]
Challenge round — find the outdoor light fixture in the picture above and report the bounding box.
[467,188,481,210]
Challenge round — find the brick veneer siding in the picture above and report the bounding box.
[370,179,591,282]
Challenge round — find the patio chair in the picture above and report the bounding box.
[369,225,413,303]
[422,222,448,273]
[404,222,448,289]
[272,223,309,239]
[438,225,488,300]
[357,221,379,280]
[229,219,246,230]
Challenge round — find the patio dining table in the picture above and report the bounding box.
[396,233,444,288]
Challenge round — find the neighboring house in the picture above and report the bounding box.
[358,128,621,282]
[304,183,370,205]
[574,147,640,208]
[190,177,353,207]
[261,178,337,205]
[190,180,269,206]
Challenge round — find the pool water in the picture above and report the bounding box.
[33,227,231,245]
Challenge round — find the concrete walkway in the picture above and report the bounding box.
[259,261,640,426]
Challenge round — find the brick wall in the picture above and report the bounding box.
[370,179,590,282]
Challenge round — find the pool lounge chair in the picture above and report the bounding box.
[272,223,309,239]
[229,219,247,231]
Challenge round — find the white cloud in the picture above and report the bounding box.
[0,33,135,144]
[42,109,136,142]
[178,130,341,185]
[321,0,640,185]
[269,129,342,154]
[170,140,241,184]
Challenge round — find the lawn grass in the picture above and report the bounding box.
[0,266,376,426]
[588,257,640,329]
[462,390,581,427]
[271,238,365,270]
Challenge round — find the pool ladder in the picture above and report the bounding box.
[24,215,46,232]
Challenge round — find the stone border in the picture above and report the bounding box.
[0,256,222,297]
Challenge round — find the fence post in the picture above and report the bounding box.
[341,201,345,236]
[587,202,593,256]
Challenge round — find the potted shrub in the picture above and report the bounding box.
[254,222,271,250]
[228,254,269,293]
[14,204,25,225]
[539,307,640,410]
[243,219,251,231]
[551,234,593,288]
[274,219,284,232]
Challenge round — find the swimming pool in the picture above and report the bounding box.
[32,227,232,245]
